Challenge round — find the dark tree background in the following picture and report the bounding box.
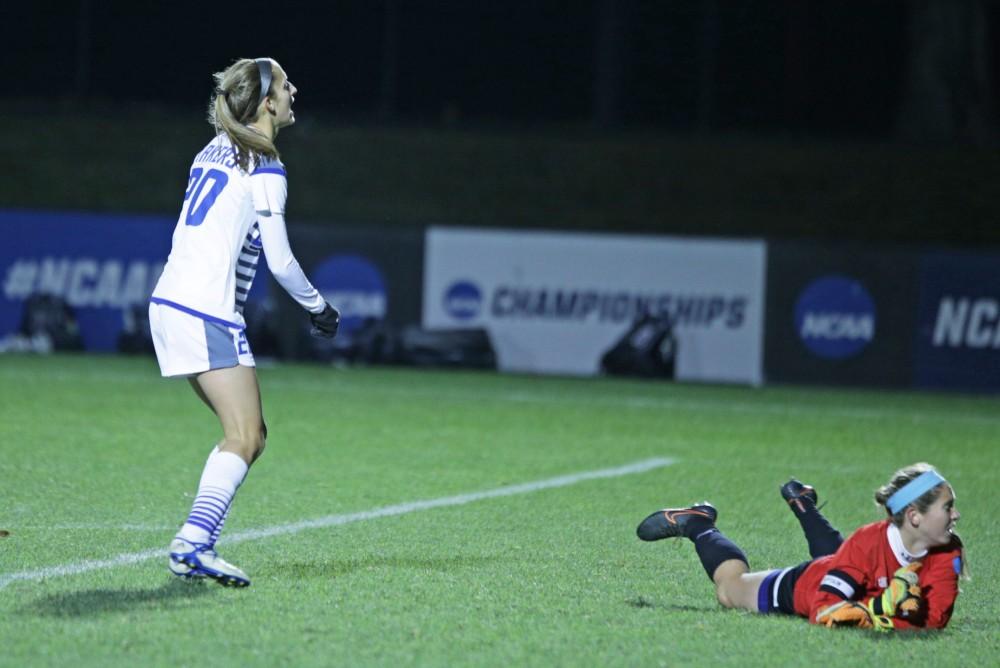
[2,1,999,244]
[4,0,994,139]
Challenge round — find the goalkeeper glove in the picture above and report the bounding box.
[310,302,340,339]
[816,601,893,632]
[867,562,921,619]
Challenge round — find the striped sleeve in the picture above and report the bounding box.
[251,158,288,216]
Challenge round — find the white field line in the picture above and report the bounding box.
[0,457,675,590]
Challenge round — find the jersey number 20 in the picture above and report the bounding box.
[184,168,229,226]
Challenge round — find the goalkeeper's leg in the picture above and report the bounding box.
[637,503,793,613]
[682,517,768,611]
[712,560,775,612]
[780,478,843,558]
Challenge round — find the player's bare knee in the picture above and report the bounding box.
[222,424,265,464]
[714,585,737,609]
[251,424,267,462]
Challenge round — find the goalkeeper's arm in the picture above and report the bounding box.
[815,563,922,631]
[815,601,894,631]
[865,562,921,619]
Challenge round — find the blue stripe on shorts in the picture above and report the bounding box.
[757,567,792,614]
[150,297,244,330]
[204,320,238,369]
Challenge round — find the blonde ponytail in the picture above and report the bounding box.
[206,59,280,172]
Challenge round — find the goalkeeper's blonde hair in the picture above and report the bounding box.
[874,462,944,525]
[875,462,968,579]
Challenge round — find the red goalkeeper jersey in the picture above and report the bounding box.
[792,519,963,629]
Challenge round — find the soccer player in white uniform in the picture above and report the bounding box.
[149,58,339,587]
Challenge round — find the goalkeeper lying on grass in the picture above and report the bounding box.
[637,463,965,630]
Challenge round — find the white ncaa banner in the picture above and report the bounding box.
[423,227,766,384]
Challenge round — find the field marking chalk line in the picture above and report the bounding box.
[0,457,675,590]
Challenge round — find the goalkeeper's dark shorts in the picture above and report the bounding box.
[757,560,812,614]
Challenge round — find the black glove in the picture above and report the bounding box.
[310,302,340,339]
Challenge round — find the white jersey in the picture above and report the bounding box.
[152,134,324,328]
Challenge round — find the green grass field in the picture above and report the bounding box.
[1,354,998,666]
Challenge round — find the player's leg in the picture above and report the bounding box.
[711,561,772,611]
[188,376,217,415]
[717,560,813,615]
[188,364,265,546]
[170,365,264,587]
[183,383,229,543]
[780,479,843,558]
[180,381,233,549]
[190,364,266,464]
[637,504,764,612]
[151,307,260,585]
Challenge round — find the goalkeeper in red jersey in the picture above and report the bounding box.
[636,463,964,631]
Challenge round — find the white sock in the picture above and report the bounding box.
[202,447,230,546]
[177,448,249,545]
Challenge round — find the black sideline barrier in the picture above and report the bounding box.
[7,208,1000,391]
[914,250,1000,392]
[270,223,425,361]
[764,241,919,388]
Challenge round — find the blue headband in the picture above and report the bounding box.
[887,470,946,514]
[255,58,273,106]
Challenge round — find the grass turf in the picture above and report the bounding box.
[0,354,998,666]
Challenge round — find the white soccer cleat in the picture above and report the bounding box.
[169,537,251,588]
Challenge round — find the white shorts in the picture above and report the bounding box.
[148,300,255,377]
